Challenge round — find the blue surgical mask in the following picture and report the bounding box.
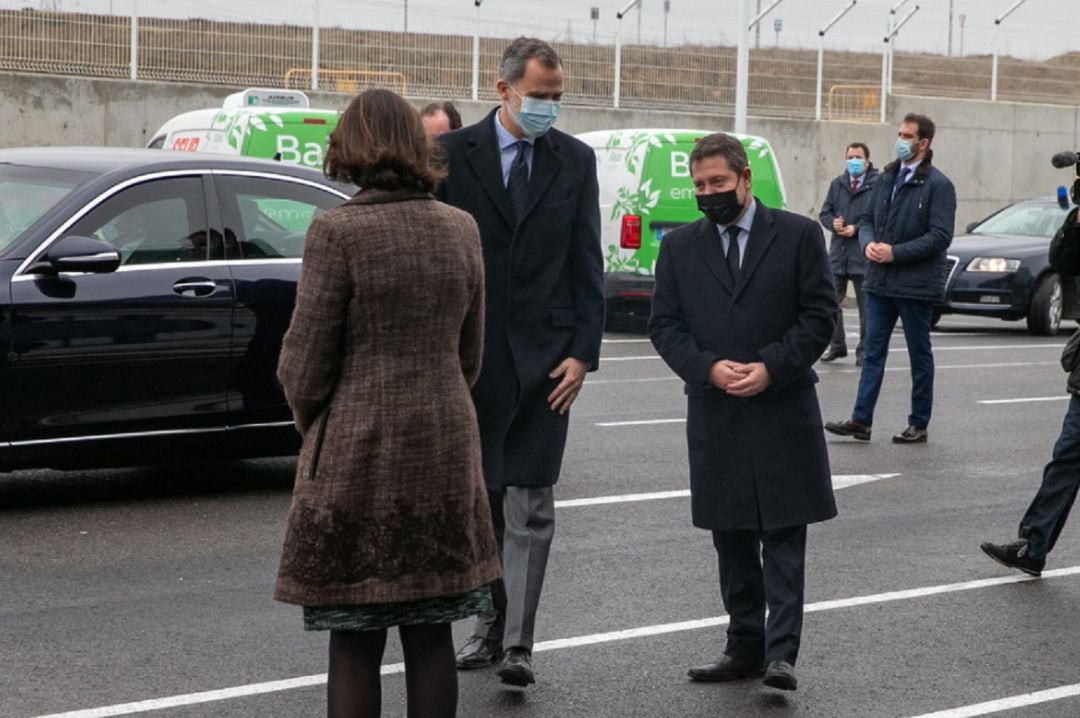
[894,138,914,162]
[846,158,866,177]
[508,86,560,138]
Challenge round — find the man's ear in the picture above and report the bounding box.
[495,79,510,104]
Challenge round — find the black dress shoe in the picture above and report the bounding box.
[497,647,535,686]
[762,660,797,691]
[687,654,764,682]
[820,348,847,362]
[824,419,871,441]
[981,539,1043,577]
[455,636,503,670]
[892,425,928,444]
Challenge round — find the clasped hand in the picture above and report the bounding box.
[709,359,770,397]
[865,241,894,263]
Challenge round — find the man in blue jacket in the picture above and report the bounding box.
[824,113,956,444]
[818,142,878,365]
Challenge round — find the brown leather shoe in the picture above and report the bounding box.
[892,426,928,444]
[687,654,765,682]
[824,419,871,441]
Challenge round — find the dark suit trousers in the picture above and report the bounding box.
[1020,394,1080,564]
[830,274,866,358]
[712,525,807,666]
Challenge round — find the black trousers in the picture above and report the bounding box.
[711,524,807,666]
[829,273,866,358]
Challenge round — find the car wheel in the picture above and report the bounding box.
[1027,274,1063,335]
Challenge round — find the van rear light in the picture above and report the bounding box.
[303,118,327,125]
[620,215,641,249]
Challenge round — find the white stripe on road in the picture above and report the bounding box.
[34,565,1080,718]
[599,344,1064,363]
[601,338,652,344]
[554,476,895,508]
[978,395,1069,405]
[596,417,685,426]
[904,683,1080,718]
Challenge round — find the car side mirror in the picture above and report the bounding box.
[965,221,980,234]
[42,236,121,274]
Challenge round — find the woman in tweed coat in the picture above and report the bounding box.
[274,89,500,717]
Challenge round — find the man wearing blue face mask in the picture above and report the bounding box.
[435,37,604,688]
[818,142,878,366]
[825,113,956,445]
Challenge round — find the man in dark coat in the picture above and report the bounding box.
[981,206,1080,576]
[435,37,604,687]
[650,132,837,692]
[818,142,878,365]
[825,113,956,444]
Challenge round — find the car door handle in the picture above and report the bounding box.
[172,278,219,297]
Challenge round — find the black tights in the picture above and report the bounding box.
[327,623,458,718]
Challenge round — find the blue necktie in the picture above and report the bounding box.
[892,167,911,201]
[507,141,530,220]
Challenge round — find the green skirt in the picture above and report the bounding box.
[303,586,493,632]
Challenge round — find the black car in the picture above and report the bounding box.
[938,197,1075,335]
[0,147,351,470]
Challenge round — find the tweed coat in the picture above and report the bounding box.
[274,190,501,607]
[435,108,605,490]
[649,200,839,531]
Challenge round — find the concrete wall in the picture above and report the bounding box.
[4,72,1078,231]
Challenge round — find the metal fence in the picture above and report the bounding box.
[0,3,1078,121]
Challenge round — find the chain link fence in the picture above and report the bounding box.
[0,2,1078,120]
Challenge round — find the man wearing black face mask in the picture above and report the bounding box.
[650,133,837,692]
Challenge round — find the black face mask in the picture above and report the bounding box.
[697,188,744,226]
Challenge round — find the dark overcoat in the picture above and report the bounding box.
[818,167,878,277]
[436,109,604,490]
[649,200,839,531]
[274,191,501,606]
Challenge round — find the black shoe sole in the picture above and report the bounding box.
[687,666,765,682]
[980,544,1042,577]
[497,667,535,686]
[891,435,927,444]
[824,425,871,441]
[762,674,798,691]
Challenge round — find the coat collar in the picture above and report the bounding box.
[883,148,934,182]
[463,107,563,233]
[691,198,777,299]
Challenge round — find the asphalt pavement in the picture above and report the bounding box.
[3,311,1080,718]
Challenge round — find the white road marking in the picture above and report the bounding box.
[601,338,652,344]
[978,395,1069,405]
[596,417,685,427]
[903,683,1080,718]
[553,476,895,508]
[35,565,1080,718]
[601,344,1063,363]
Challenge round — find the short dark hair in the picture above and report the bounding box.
[324,89,445,193]
[902,113,936,144]
[498,37,562,85]
[421,101,462,130]
[689,133,748,176]
[846,142,870,160]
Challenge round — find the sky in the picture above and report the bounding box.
[27,0,1080,62]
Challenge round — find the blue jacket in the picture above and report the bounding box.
[858,150,956,301]
[818,167,878,277]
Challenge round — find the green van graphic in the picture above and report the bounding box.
[575,129,788,325]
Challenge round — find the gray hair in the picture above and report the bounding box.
[498,37,562,85]
[689,133,748,176]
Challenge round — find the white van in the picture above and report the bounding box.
[575,128,788,325]
[147,88,340,170]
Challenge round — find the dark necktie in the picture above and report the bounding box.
[726,226,741,282]
[851,178,859,194]
[892,167,910,200]
[507,141,530,220]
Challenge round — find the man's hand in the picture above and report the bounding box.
[708,359,749,389]
[839,225,856,238]
[548,357,589,414]
[832,216,845,232]
[724,361,771,397]
[865,241,894,264]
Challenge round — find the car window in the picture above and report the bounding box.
[216,175,344,260]
[67,177,211,265]
[0,165,96,252]
[972,202,1069,239]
